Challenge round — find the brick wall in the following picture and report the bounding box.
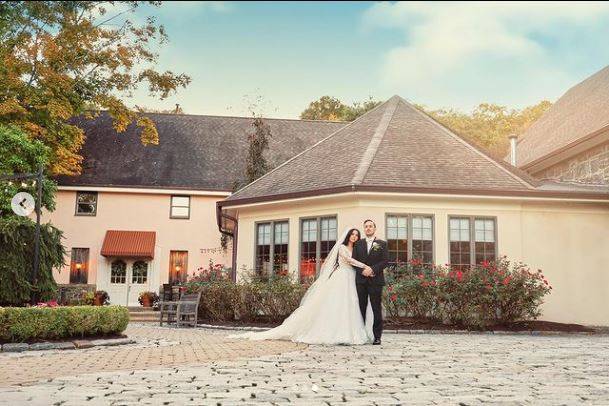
[533,141,609,185]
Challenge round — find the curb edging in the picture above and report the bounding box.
[0,337,135,353]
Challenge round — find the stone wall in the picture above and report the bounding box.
[533,141,609,185]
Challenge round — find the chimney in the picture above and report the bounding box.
[508,134,518,166]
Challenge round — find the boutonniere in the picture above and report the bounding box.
[371,242,381,252]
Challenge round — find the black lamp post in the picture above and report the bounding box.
[1,164,44,305]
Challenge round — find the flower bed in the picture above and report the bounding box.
[384,257,552,329]
[0,305,129,343]
[177,257,552,330]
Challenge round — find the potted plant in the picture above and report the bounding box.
[138,291,159,308]
[93,290,110,306]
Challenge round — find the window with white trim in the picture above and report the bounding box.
[170,195,190,219]
[449,217,496,270]
[386,214,434,264]
[255,221,289,277]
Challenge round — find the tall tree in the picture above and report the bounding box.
[0,1,191,176]
[300,96,382,121]
[420,101,552,158]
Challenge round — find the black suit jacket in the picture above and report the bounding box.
[352,238,389,286]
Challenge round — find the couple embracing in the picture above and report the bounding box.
[232,220,388,345]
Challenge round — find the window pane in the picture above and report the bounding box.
[387,215,408,264]
[412,216,433,264]
[274,222,288,244]
[474,218,496,263]
[111,260,127,284]
[132,261,148,284]
[171,206,189,218]
[171,196,189,207]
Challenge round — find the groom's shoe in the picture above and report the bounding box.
[373,338,381,345]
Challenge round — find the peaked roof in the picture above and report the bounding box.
[516,65,609,168]
[223,96,544,206]
[56,112,345,191]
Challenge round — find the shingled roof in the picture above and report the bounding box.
[56,112,345,191]
[515,65,609,168]
[221,96,555,206]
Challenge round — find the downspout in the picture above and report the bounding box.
[216,203,238,282]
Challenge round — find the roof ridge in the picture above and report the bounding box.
[229,97,396,198]
[404,99,538,189]
[351,97,400,185]
[88,109,347,124]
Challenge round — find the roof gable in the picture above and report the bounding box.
[225,96,536,204]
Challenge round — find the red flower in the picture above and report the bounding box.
[456,271,463,282]
[387,286,393,292]
[481,260,490,268]
[390,294,397,302]
[502,276,511,285]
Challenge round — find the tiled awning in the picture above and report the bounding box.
[101,230,156,259]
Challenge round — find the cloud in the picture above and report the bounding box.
[363,1,609,109]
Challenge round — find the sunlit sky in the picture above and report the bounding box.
[126,1,609,118]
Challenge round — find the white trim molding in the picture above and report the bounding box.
[58,185,231,197]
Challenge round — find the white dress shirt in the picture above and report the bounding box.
[365,236,375,253]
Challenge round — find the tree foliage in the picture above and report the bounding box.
[300,96,382,121]
[0,124,56,216]
[0,216,65,306]
[0,1,191,175]
[420,101,552,158]
[245,117,272,184]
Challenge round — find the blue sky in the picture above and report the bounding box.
[126,1,609,118]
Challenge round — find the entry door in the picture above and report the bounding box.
[108,259,151,306]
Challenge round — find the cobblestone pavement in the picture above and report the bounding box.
[0,324,303,387]
[1,328,609,405]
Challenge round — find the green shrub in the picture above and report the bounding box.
[180,272,307,323]
[0,305,129,342]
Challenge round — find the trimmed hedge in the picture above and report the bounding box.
[0,305,129,343]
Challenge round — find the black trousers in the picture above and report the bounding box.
[356,283,383,340]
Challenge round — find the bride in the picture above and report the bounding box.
[230,227,374,345]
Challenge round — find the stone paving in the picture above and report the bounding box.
[1,325,609,405]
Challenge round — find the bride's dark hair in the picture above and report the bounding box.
[342,228,361,246]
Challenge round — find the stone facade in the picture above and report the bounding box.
[533,141,609,185]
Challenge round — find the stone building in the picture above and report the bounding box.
[515,65,609,185]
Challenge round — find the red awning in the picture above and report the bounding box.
[101,230,156,259]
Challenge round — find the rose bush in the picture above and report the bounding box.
[383,256,552,328]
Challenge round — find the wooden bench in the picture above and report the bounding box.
[176,291,202,328]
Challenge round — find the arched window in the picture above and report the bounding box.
[132,261,148,284]
[110,260,127,284]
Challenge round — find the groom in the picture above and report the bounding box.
[352,219,388,345]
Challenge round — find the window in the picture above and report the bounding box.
[299,216,337,283]
[132,261,148,284]
[169,251,188,283]
[273,222,289,275]
[110,260,127,284]
[254,221,289,277]
[255,223,272,276]
[69,248,89,284]
[386,214,434,265]
[170,195,190,219]
[449,217,496,270]
[75,192,97,216]
[387,215,408,263]
[474,219,496,264]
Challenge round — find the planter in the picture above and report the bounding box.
[141,296,152,307]
[93,296,103,306]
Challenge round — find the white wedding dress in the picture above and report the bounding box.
[230,229,374,345]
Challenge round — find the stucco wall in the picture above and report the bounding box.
[534,141,609,185]
[43,189,231,294]
[233,193,609,325]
